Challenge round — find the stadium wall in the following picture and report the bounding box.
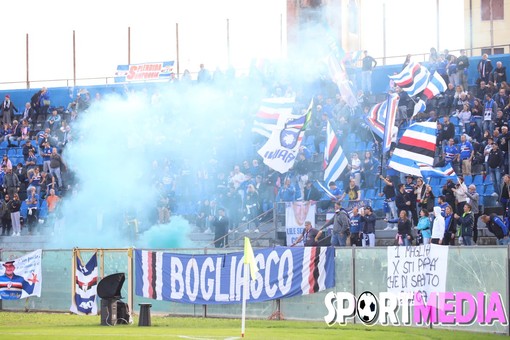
[0,247,507,334]
[5,53,509,108]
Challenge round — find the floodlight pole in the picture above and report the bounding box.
[26,33,30,89]
[72,30,76,87]
[128,26,131,65]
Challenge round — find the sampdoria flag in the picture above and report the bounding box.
[70,252,98,315]
[389,121,437,177]
[323,121,348,185]
[412,98,427,117]
[252,97,295,138]
[382,93,400,153]
[244,237,259,280]
[257,100,311,173]
[390,62,431,97]
[418,162,458,181]
[365,94,399,139]
[326,54,358,108]
[423,71,448,100]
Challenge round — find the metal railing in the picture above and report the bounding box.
[205,208,277,249]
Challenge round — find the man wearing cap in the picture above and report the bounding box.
[315,201,350,246]
[1,95,17,126]
[0,261,37,300]
[291,220,319,247]
[467,118,482,143]
[466,184,480,244]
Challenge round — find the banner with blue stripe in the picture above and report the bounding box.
[135,247,335,304]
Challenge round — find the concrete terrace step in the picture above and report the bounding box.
[0,234,47,251]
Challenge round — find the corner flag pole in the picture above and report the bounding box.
[241,261,249,337]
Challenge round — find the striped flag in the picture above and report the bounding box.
[412,98,427,118]
[323,121,348,184]
[382,93,400,153]
[423,71,448,100]
[389,121,437,177]
[365,93,399,140]
[326,54,358,108]
[136,250,164,300]
[70,252,98,315]
[418,162,458,181]
[390,62,431,97]
[300,247,332,295]
[252,97,295,138]
[257,100,312,173]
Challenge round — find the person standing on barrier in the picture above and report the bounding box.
[291,220,318,247]
[380,175,398,231]
[315,201,350,247]
[361,206,376,247]
[404,175,418,226]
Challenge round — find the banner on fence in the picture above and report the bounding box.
[285,201,316,246]
[70,252,98,315]
[135,247,335,304]
[0,249,42,300]
[386,244,448,300]
[114,61,175,82]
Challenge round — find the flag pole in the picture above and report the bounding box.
[241,262,249,337]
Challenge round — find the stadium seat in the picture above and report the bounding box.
[364,189,376,200]
[20,201,28,219]
[372,197,384,212]
[472,175,483,186]
[484,176,493,185]
[484,183,494,195]
[464,176,473,186]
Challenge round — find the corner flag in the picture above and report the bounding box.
[244,237,259,280]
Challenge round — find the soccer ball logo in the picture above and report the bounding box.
[357,291,379,325]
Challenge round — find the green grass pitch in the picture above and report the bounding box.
[0,311,503,339]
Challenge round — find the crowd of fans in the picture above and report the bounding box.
[1,49,510,247]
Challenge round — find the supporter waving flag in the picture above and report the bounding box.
[257,99,312,174]
[423,71,448,100]
[388,121,437,177]
[418,162,458,181]
[390,62,431,97]
[323,121,348,184]
[252,97,295,139]
[365,93,399,146]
